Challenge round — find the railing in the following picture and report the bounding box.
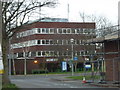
[96,25,119,37]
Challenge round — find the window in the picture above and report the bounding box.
[24,52,30,57]
[54,51,58,56]
[80,40,84,45]
[49,28,54,34]
[71,28,75,33]
[87,29,91,34]
[42,51,45,56]
[76,40,79,45]
[54,28,57,33]
[37,51,57,56]
[18,52,24,57]
[50,40,53,44]
[68,40,71,45]
[67,28,71,34]
[74,51,78,56]
[62,40,67,45]
[31,52,36,57]
[56,28,59,34]
[76,29,80,34]
[77,51,80,56]
[46,28,49,33]
[58,40,62,45]
[58,28,62,33]
[38,28,41,33]
[84,29,88,34]
[42,28,46,33]
[84,51,88,56]
[45,51,49,56]
[54,40,57,45]
[38,51,41,56]
[46,40,49,44]
[79,29,83,34]
[63,29,67,34]
[80,51,84,56]
[37,40,41,44]
[42,40,45,44]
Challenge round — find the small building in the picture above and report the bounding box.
[87,26,120,82]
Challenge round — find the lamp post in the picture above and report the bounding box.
[70,38,74,76]
[24,53,27,75]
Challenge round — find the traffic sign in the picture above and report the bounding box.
[85,64,91,69]
[62,62,67,71]
[74,57,78,60]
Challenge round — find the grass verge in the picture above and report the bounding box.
[2,83,19,90]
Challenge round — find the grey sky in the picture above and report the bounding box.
[41,0,119,24]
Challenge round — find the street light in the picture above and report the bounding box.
[70,38,74,76]
[33,60,38,64]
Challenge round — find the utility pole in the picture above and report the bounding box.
[67,4,70,22]
[71,38,74,76]
[23,49,27,75]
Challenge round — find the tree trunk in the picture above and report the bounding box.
[2,24,11,86]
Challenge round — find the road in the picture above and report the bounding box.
[10,74,102,88]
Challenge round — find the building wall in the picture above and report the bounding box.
[104,40,120,81]
[12,60,40,74]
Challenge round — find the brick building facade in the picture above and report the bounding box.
[10,21,95,74]
[104,39,120,82]
[88,28,120,82]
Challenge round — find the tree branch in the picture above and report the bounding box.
[5,0,25,25]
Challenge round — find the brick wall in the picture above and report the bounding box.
[104,40,120,81]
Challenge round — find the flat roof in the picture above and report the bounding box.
[87,31,120,43]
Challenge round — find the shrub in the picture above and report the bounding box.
[32,69,48,74]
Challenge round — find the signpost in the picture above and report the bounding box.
[74,57,78,61]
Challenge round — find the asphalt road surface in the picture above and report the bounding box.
[10,74,103,88]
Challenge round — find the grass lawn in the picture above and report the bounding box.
[2,83,18,90]
[66,75,100,80]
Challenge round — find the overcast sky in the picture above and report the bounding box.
[41,0,120,24]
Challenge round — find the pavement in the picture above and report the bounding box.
[88,81,120,88]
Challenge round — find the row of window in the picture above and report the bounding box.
[13,50,96,58]
[16,28,95,38]
[37,39,88,45]
[11,39,95,49]
[11,40,37,49]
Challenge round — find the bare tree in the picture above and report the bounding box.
[79,12,114,37]
[1,0,57,86]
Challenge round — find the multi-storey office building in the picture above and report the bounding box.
[10,21,95,74]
